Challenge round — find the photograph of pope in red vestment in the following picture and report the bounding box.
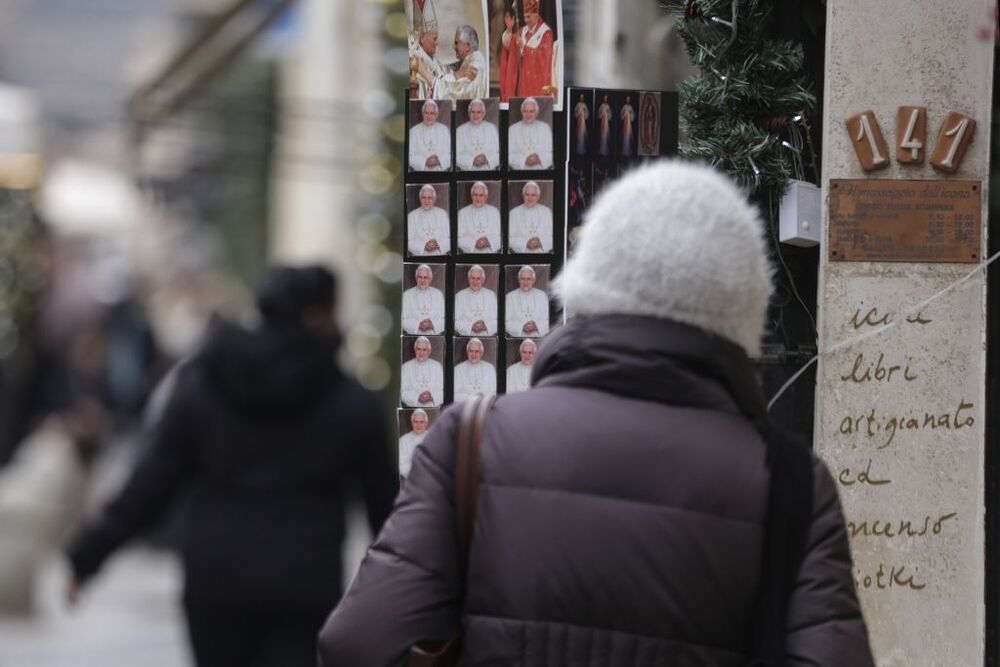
[494,0,562,109]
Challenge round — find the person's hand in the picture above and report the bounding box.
[418,318,434,332]
[473,154,488,167]
[418,391,434,404]
[425,154,441,168]
[522,321,538,334]
[424,239,440,253]
[66,576,83,607]
[527,237,542,250]
[504,12,515,30]
[472,320,487,333]
[415,59,434,82]
[525,153,541,166]
[475,236,491,250]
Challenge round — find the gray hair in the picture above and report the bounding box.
[411,408,429,421]
[467,337,484,351]
[469,98,486,112]
[467,264,485,279]
[415,263,433,277]
[522,181,541,195]
[519,339,537,351]
[414,336,432,349]
[518,265,536,278]
[419,184,437,197]
[521,97,539,111]
[422,99,439,113]
[455,25,480,51]
[471,181,488,195]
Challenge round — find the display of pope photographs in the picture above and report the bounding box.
[455,98,501,171]
[486,0,564,110]
[504,264,551,338]
[507,96,554,170]
[506,179,554,254]
[505,337,537,393]
[568,88,594,160]
[397,407,440,479]
[408,0,489,102]
[405,183,451,257]
[408,99,453,172]
[452,336,499,402]
[454,263,499,336]
[401,262,447,335]
[400,335,446,408]
[456,180,502,253]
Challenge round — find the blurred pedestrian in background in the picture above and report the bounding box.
[317,162,874,665]
[66,265,397,667]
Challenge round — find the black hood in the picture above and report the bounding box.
[197,319,343,418]
[532,314,767,427]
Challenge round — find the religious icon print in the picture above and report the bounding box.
[407,0,490,102]
[617,91,638,160]
[456,179,502,253]
[405,182,452,257]
[402,262,447,335]
[453,263,500,336]
[489,0,564,110]
[408,98,453,172]
[452,336,499,402]
[455,97,501,171]
[400,335,446,408]
[503,263,551,338]
[506,179,554,254]
[593,89,617,160]
[507,96,555,170]
[569,87,594,159]
[638,91,662,157]
[567,163,592,255]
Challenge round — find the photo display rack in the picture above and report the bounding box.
[397,87,678,476]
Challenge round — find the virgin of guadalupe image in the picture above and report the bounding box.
[639,93,661,156]
[620,96,636,158]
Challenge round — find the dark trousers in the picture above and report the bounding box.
[184,600,328,667]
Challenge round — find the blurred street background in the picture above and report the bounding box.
[0,0,692,663]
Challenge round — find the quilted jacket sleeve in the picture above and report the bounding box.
[318,406,464,666]
[785,458,876,666]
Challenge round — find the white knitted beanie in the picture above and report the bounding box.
[554,160,774,356]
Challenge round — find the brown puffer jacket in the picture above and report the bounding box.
[318,315,874,666]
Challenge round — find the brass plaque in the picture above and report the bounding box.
[829,179,981,263]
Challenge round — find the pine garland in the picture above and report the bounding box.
[664,0,816,199]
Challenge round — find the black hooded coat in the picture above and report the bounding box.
[67,320,397,616]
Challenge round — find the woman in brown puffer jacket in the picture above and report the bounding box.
[318,162,874,666]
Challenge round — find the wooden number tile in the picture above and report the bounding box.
[931,111,976,174]
[846,111,890,171]
[896,106,926,165]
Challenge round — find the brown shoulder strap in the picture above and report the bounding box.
[454,394,496,575]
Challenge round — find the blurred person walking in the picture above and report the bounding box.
[66,265,397,667]
[317,162,874,665]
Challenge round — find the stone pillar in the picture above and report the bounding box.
[816,1,994,664]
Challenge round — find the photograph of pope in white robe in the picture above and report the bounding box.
[455,98,500,171]
[508,180,553,253]
[506,338,537,393]
[406,183,451,256]
[397,408,437,478]
[454,264,498,336]
[400,336,444,407]
[457,180,501,253]
[505,265,550,338]
[453,337,497,402]
[408,99,452,172]
[427,25,489,101]
[401,263,446,335]
[508,96,553,170]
